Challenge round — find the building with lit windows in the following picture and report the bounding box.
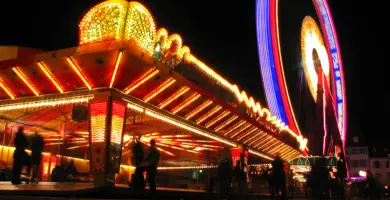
[346,136,369,177]
[346,136,389,185]
[0,0,308,188]
[369,147,390,185]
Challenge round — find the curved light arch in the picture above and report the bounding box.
[256,0,347,151]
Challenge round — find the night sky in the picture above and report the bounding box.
[0,1,386,146]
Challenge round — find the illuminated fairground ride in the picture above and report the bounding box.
[256,0,348,175]
[0,1,309,186]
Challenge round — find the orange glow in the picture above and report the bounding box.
[248,149,273,161]
[196,105,222,124]
[223,120,246,136]
[205,110,230,128]
[141,141,174,156]
[90,101,107,143]
[185,100,213,120]
[79,0,128,45]
[12,67,40,96]
[171,93,201,114]
[126,102,237,147]
[124,68,159,94]
[157,143,199,154]
[166,34,182,55]
[230,123,252,138]
[37,62,64,93]
[110,51,123,88]
[236,127,258,141]
[189,55,305,144]
[214,115,238,132]
[143,77,176,102]
[66,57,93,90]
[110,101,126,145]
[124,2,156,55]
[0,77,15,99]
[158,86,190,109]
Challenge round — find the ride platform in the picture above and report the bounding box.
[0,182,271,199]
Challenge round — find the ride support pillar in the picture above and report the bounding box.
[88,90,127,186]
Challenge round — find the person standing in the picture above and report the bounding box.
[218,158,232,200]
[234,160,247,199]
[11,126,29,185]
[30,132,44,183]
[271,153,286,200]
[138,139,160,197]
[131,140,144,189]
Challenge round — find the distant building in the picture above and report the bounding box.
[346,136,369,177]
[369,147,390,184]
[346,136,390,184]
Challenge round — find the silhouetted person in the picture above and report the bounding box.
[132,140,144,166]
[308,157,329,199]
[137,139,160,197]
[11,126,29,184]
[30,132,44,183]
[207,157,219,194]
[334,155,346,200]
[218,158,232,200]
[131,140,145,189]
[364,170,381,199]
[64,160,78,180]
[234,160,247,199]
[271,153,286,200]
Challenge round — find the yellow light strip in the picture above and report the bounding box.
[37,62,64,93]
[257,138,276,150]
[0,95,93,111]
[185,99,213,120]
[141,140,175,156]
[158,86,190,109]
[263,141,280,152]
[189,55,305,144]
[214,115,238,132]
[246,133,266,146]
[250,135,269,147]
[0,77,15,99]
[66,144,89,150]
[124,68,159,94]
[157,143,200,154]
[144,77,176,102]
[196,105,222,124]
[223,120,246,136]
[236,127,258,141]
[248,149,273,161]
[12,67,40,96]
[109,51,123,88]
[268,144,285,155]
[205,110,230,128]
[172,93,201,114]
[127,102,237,147]
[247,132,268,145]
[66,57,92,90]
[229,123,252,138]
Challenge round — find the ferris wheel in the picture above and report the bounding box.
[256,0,347,159]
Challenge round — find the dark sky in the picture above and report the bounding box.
[0,1,386,145]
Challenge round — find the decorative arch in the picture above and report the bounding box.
[79,0,157,55]
[124,2,156,55]
[79,0,128,45]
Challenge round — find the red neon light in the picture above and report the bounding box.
[110,101,126,145]
[0,77,16,99]
[90,101,107,143]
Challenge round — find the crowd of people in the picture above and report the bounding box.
[10,127,386,199]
